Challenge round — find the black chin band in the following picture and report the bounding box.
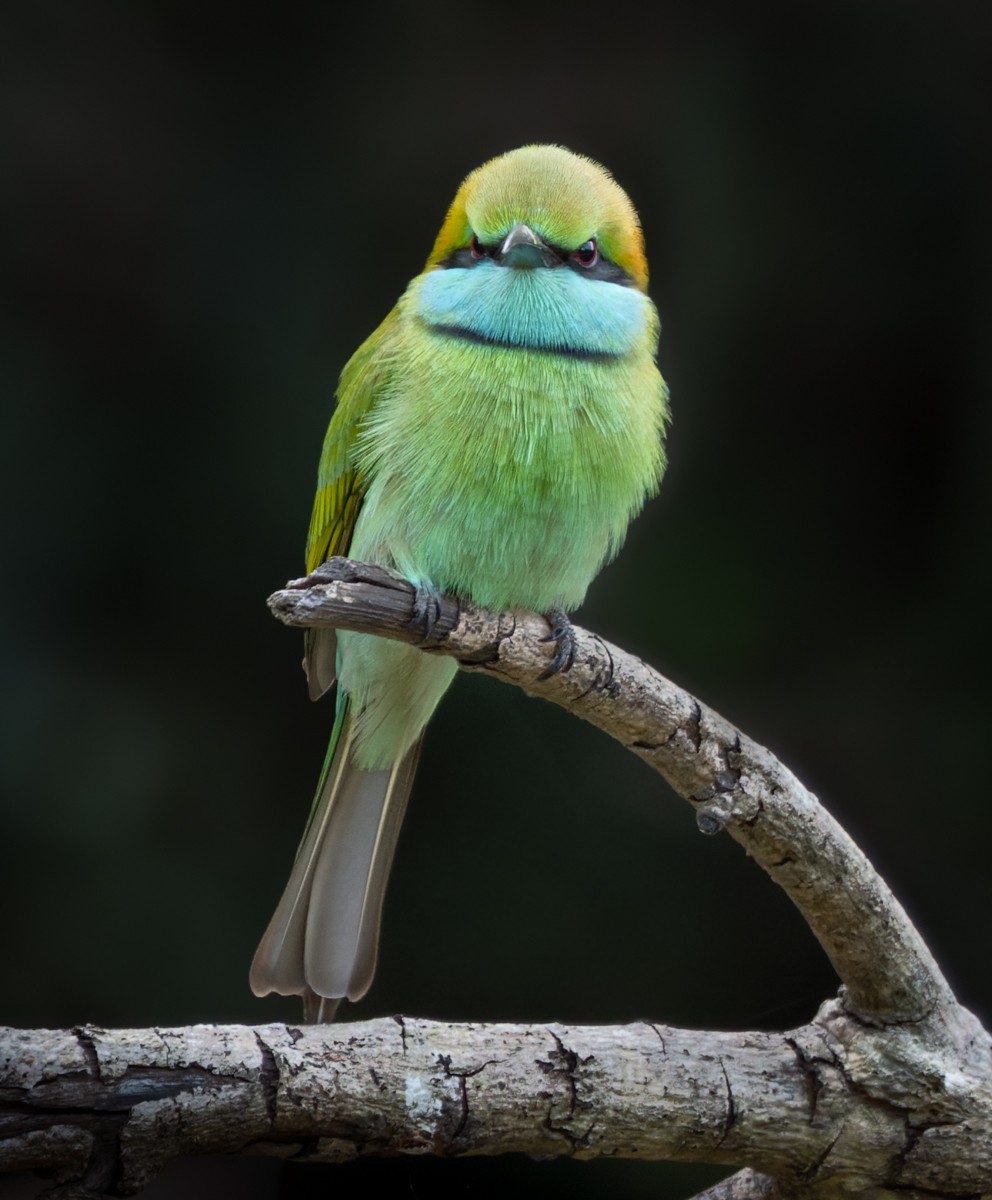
[418,318,623,363]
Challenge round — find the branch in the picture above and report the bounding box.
[267,560,953,1029]
[3,560,989,1198]
[2,1017,989,1197]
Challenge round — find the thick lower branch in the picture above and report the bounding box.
[3,1017,989,1197]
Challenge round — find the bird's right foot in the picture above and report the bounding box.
[538,607,576,680]
[409,578,443,642]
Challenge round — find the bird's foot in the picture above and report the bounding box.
[408,578,443,643]
[538,607,576,680]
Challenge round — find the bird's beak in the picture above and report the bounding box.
[497,223,558,270]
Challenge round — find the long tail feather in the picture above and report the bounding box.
[249,696,421,1011]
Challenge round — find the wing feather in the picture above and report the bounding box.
[303,309,401,697]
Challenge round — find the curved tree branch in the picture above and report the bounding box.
[267,559,960,1030]
[2,560,989,1198]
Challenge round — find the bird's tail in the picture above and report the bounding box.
[249,695,422,1020]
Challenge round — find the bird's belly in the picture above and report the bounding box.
[394,478,600,613]
[350,339,662,613]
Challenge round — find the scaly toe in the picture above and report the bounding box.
[538,607,576,679]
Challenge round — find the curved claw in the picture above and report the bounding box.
[408,578,442,643]
[538,607,576,679]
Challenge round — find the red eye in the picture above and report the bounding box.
[470,234,492,259]
[573,239,598,267]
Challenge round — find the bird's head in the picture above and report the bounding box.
[410,146,656,360]
[424,144,649,293]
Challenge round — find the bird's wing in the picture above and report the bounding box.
[303,309,400,699]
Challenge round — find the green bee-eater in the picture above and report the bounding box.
[250,145,669,1020]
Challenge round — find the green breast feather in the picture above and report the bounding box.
[348,263,667,613]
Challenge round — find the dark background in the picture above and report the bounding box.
[2,1,990,1196]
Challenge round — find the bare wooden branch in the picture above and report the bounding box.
[3,560,989,1197]
[691,1168,780,1200]
[2,1017,990,1197]
[268,560,956,1029]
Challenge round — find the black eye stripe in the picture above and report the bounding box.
[437,238,634,286]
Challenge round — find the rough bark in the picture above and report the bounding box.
[2,1014,989,1197]
[2,559,989,1198]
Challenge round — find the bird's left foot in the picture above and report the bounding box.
[409,578,443,642]
[538,607,576,679]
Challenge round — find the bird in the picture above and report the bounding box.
[250,144,669,1021]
